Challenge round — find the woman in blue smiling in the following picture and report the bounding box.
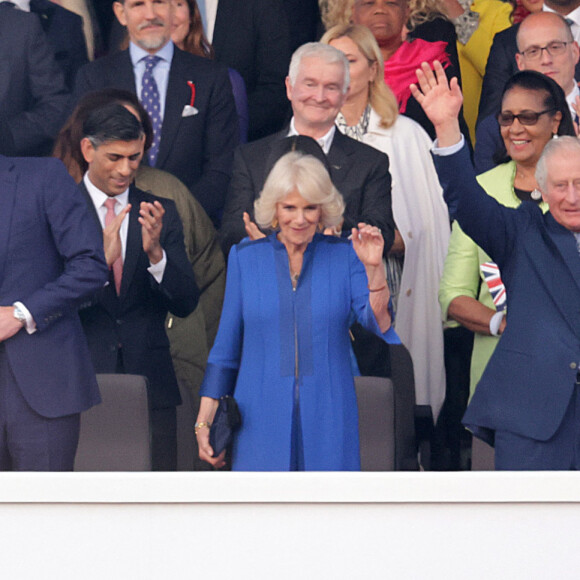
[195,148,400,471]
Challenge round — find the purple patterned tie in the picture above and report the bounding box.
[141,55,162,166]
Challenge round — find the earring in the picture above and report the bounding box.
[271,218,278,229]
[552,133,559,139]
[317,222,324,232]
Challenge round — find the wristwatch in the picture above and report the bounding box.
[13,305,27,326]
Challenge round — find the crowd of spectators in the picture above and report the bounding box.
[3,0,580,472]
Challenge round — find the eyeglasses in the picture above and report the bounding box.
[497,108,557,126]
[519,41,571,60]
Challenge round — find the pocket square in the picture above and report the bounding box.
[182,105,198,117]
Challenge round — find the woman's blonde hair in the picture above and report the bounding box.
[320,0,352,30]
[407,0,449,31]
[321,24,399,129]
[254,152,345,230]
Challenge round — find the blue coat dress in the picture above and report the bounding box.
[200,233,400,471]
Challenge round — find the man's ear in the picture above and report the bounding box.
[113,1,128,26]
[285,76,293,102]
[80,137,95,164]
[515,52,525,71]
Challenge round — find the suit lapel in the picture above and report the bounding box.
[327,131,353,199]
[545,212,580,292]
[121,187,143,298]
[157,49,190,168]
[529,212,580,340]
[111,51,137,93]
[0,156,17,289]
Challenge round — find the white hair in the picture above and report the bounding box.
[254,151,345,230]
[287,42,350,94]
[536,136,580,190]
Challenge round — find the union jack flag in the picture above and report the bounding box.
[480,262,506,312]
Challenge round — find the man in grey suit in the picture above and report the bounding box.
[220,42,395,256]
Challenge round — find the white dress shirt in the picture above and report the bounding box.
[544,4,580,44]
[0,0,30,10]
[287,118,336,155]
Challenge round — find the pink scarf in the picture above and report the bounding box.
[385,39,451,113]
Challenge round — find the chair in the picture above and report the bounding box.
[355,343,420,471]
[355,376,396,470]
[74,373,152,471]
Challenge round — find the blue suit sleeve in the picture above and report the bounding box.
[433,142,520,267]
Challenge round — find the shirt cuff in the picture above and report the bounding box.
[432,135,465,156]
[147,249,167,283]
[489,310,505,337]
[13,301,37,335]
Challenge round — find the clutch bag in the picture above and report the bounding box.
[210,396,242,456]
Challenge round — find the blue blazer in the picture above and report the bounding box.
[434,143,580,444]
[0,156,107,418]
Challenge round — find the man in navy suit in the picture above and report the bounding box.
[0,154,108,471]
[415,60,580,470]
[0,3,69,156]
[78,104,199,470]
[72,0,239,227]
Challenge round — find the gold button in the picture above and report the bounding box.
[570,362,577,370]
[406,289,412,297]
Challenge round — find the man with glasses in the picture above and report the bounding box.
[478,0,580,126]
[475,11,580,173]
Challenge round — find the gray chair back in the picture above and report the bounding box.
[355,376,396,470]
[74,373,151,471]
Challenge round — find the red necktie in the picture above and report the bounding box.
[104,198,123,295]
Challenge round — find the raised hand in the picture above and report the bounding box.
[139,200,164,264]
[410,60,463,147]
[103,203,131,267]
[351,223,384,269]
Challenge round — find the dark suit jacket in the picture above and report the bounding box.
[220,129,395,255]
[478,24,580,124]
[434,143,580,450]
[29,0,88,89]
[0,4,69,156]
[478,24,520,124]
[212,0,291,141]
[0,156,107,418]
[79,184,199,409]
[72,45,240,225]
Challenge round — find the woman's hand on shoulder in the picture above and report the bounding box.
[351,223,384,268]
[243,212,266,241]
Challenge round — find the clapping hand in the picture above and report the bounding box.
[139,200,164,264]
[410,60,463,147]
[103,203,131,267]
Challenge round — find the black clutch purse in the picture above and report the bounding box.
[210,396,242,456]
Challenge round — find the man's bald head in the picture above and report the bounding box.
[516,11,579,96]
